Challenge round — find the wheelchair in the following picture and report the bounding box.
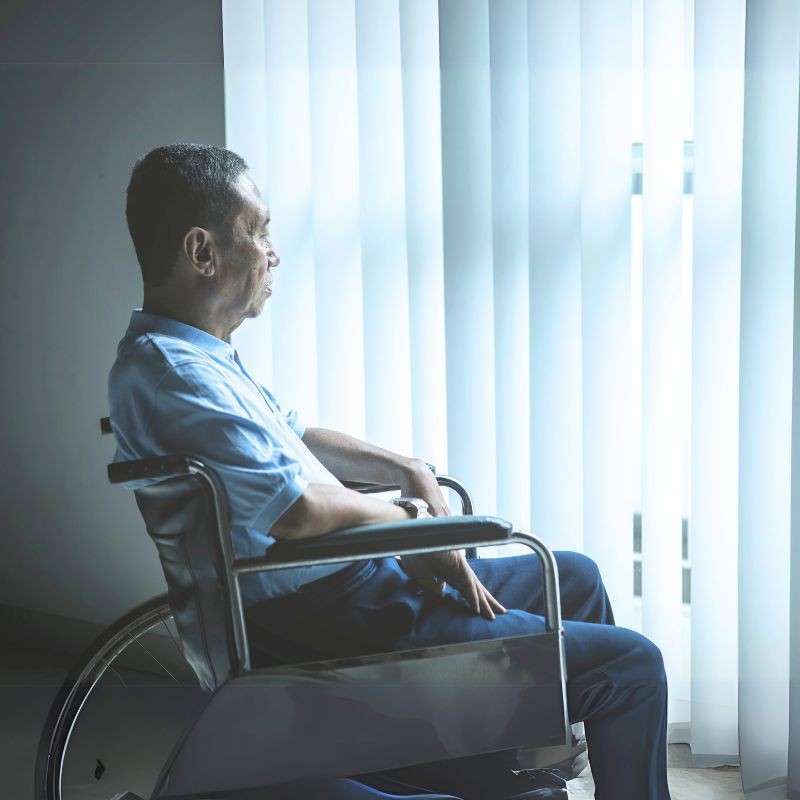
[35,418,587,800]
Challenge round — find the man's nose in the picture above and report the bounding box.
[268,248,280,268]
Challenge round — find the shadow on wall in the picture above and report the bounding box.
[0,0,226,629]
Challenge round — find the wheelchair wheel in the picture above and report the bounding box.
[35,594,204,800]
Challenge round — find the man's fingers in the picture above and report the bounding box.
[451,562,495,620]
[465,579,481,616]
[472,581,505,620]
[457,572,496,620]
[414,553,508,620]
[484,587,506,615]
[477,585,497,620]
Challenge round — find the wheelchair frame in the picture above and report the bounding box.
[107,453,564,678]
[36,419,572,800]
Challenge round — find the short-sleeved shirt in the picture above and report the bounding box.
[108,310,350,604]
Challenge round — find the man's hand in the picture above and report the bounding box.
[397,459,505,620]
[398,458,451,517]
[299,429,505,619]
[400,549,507,620]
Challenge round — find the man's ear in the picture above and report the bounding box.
[182,227,216,277]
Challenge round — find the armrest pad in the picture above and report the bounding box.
[262,515,513,566]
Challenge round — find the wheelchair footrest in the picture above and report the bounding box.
[361,756,569,800]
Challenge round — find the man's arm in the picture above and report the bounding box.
[297,427,505,620]
[301,427,450,516]
[270,482,410,540]
[270,478,505,620]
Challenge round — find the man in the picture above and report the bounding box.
[109,143,670,800]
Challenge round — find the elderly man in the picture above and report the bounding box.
[109,143,670,800]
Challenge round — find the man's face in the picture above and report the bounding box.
[215,173,279,323]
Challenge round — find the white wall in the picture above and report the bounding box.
[0,0,226,624]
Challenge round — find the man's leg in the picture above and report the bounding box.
[472,551,615,625]
[560,617,670,800]
[247,554,670,799]
[409,554,670,800]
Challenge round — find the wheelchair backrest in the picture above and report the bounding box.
[134,473,238,692]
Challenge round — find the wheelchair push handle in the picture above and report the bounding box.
[102,418,198,484]
[107,454,195,484]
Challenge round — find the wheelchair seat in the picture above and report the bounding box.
[100,431,574,800]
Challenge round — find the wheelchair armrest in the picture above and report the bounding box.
[236,515,513,572]
[235,517,562,633]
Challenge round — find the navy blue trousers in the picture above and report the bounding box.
[247,553,671,800]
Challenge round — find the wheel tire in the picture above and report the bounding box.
[34,595,172,800]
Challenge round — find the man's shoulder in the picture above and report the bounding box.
[108,330,235,457]
[108,331,227,419]
[111,331,221,385]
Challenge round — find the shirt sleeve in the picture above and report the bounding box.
[150,361,308,534]
[283,408,306,439]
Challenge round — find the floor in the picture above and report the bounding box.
[1,638,755,800]
[567,745,747,799]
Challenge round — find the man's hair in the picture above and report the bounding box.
[126,143,249,286]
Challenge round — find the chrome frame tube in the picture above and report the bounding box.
[510,532,570,744]
[436,475,473,515]
[344,474,473,516]
[508,531,563,634]
[186,461,252,674]
[232,531,561,633]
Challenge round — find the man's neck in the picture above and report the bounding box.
[142,294,234,341]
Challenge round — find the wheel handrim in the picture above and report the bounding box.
[36,596,201,800]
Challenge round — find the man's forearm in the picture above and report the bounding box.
[301,427,450,518]
[301,426,421,485]
[270,482,410,540]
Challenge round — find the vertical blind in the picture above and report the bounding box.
[690,0,744,768]
[739,0,799,794]
[580,0,634,632]
[641,0,685,727]
[222,0,800,792]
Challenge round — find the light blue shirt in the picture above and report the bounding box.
[108,310,348,604]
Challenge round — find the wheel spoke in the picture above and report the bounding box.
[99,656,128,689]
[128,632,179,683]
[36,597,183,800]
[158,611,185,662]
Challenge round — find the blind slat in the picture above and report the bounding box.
[528,0,584,552]
[690,0,745,763]
[222,0,273,385]
[489,0,530,530]
[262,0,319,424]
[355,0,413,454]
[308,0,366,434]
[580,0,634,629]
[400,0,448,472]
[739,0,799,789]
[439,0,497,513]
[641,0,686,723]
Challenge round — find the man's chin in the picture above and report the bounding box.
[246,293,271,319]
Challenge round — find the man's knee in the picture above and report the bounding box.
[557,551,604,590]
[628,632,667,687]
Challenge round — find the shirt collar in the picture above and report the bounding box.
[127,310,234,359]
